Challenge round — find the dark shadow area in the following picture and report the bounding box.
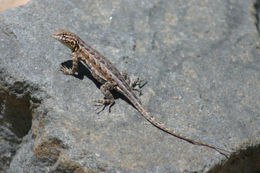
[254,0,260,36]
[209,145,260,173]
[60,60,139,110]
[0,83,33,171]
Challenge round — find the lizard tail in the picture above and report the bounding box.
[133,101,231,154]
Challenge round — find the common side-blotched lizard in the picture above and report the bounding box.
[52,29,231,155]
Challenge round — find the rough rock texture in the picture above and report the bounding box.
[0,0,260,172]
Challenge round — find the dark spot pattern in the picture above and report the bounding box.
[90,50,95,55]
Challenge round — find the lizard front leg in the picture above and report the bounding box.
[60,52,79,75]
[93,81,117,112]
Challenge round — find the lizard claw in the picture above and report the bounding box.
[131,77,147,96]
[60,65,73,75]
[92,99,115,113]
[94,103,107,114]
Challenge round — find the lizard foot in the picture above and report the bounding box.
[121,70,147,96]
[92,99,115,113]
[130,77,147,95]
[60,65,74,75]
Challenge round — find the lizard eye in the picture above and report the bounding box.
[61,33,66,39]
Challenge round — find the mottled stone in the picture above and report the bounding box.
[0,0,260,172]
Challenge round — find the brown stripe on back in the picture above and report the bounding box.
[99,63,113,80]
[85,46,90,51]
[89,50,95,55]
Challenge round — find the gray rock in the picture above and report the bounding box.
[0,0,260,172]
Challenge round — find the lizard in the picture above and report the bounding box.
[52,29,231,155]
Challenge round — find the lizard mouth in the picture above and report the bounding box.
[51,33,60,40]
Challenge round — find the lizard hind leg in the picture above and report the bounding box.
[92,81,116,113]
[122,70,147,95]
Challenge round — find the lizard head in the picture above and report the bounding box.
[52,29,79,51]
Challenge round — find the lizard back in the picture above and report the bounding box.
[77,38,142,104]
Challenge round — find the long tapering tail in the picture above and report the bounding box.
[133,99,231,154]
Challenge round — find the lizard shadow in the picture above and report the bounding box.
[60,60,137,110]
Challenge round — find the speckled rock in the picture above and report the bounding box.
[0,0,260,172]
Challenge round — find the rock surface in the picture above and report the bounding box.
[0,0,260,172]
